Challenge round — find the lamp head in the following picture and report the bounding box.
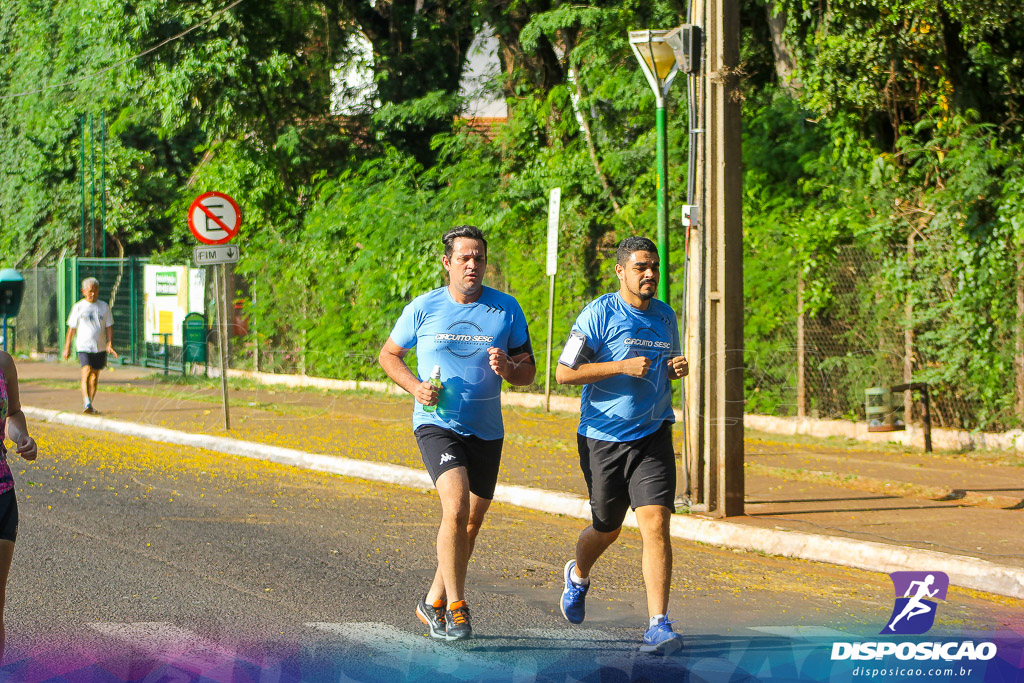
[629,29,681,103]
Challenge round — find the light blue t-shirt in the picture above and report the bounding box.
[390,286,532,440]
[567,293,680,442]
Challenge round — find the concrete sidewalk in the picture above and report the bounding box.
[13,360,1024,599]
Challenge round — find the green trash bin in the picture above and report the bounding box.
[0,269,24,318]
[0,269,24,353]
[182,312,208,373]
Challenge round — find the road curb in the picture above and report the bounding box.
[23,405,1024,601]
[207,366,1024,452]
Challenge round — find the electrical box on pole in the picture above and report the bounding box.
[664,25,703,75]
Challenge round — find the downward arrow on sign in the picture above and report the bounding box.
[227,248,236,258]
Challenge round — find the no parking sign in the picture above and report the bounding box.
[188,192,242,245]
[186,190,240,432]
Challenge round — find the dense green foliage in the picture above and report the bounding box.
[739,0,1024,428]
[2,0,1023,428]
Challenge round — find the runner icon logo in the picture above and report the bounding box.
[881,571,949,635]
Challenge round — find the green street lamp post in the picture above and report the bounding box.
[629,29,681,304]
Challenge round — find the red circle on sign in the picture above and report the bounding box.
[188,192,242,245]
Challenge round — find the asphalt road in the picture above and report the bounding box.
[2,423,1019,682]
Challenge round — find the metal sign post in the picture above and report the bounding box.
[218,262,231,430]
[189,192,241,431]
[545,187,561,412]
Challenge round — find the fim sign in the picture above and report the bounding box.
[194,245,241,266]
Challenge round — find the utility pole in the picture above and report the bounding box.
[686,0,708,509]
[702,0,744,516]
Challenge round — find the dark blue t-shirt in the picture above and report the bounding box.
[390,286,532,440]
[568,293,680,442]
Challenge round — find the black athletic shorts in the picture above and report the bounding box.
[578,420,676,533]
[0,490,19,543]
[78,352,107,370]
[414,425,504,500]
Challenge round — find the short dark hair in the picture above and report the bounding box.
[443,225,487,258]
[616,236,658,265]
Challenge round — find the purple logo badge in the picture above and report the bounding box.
[881,571,949,635]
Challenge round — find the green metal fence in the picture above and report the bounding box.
[57,257,217,375]
[58,256,150,366]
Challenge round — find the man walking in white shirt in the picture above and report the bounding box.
[62,278,118,414]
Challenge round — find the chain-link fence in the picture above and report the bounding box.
[801,245,891,420]
[7,267,59,355]
[748,244,1014,431]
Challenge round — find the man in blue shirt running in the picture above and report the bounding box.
[555,236,689,654]
[379,225,535,641]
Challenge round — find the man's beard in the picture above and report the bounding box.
[633,281,655,301]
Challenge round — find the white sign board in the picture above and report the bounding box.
[546,187,561,277]
[143,265,205,346]
[194,244,241,266]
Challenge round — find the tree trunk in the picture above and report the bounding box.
[568,67,624,217]
[797,270,805,418]
[904,232,914,424]
[1017,253,1024,420]
[766,2,799,91]
[486,1,566,96]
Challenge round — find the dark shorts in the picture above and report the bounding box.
[578,420,676,533]
[78,352,107,371]
[0,490,19,543]
[415,425,504,500]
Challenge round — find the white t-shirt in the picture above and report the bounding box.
[67,300,114,353]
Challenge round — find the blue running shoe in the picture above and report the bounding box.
[639,614,683,654]
[560,559,589,624]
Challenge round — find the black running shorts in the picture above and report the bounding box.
[415,425,504,500]
[578,420,676,533]
[0,490,19,543]
[78,352,107,370]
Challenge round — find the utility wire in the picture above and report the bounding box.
[0,0,245,101]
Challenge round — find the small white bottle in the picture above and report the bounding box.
[423,365,442,413]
